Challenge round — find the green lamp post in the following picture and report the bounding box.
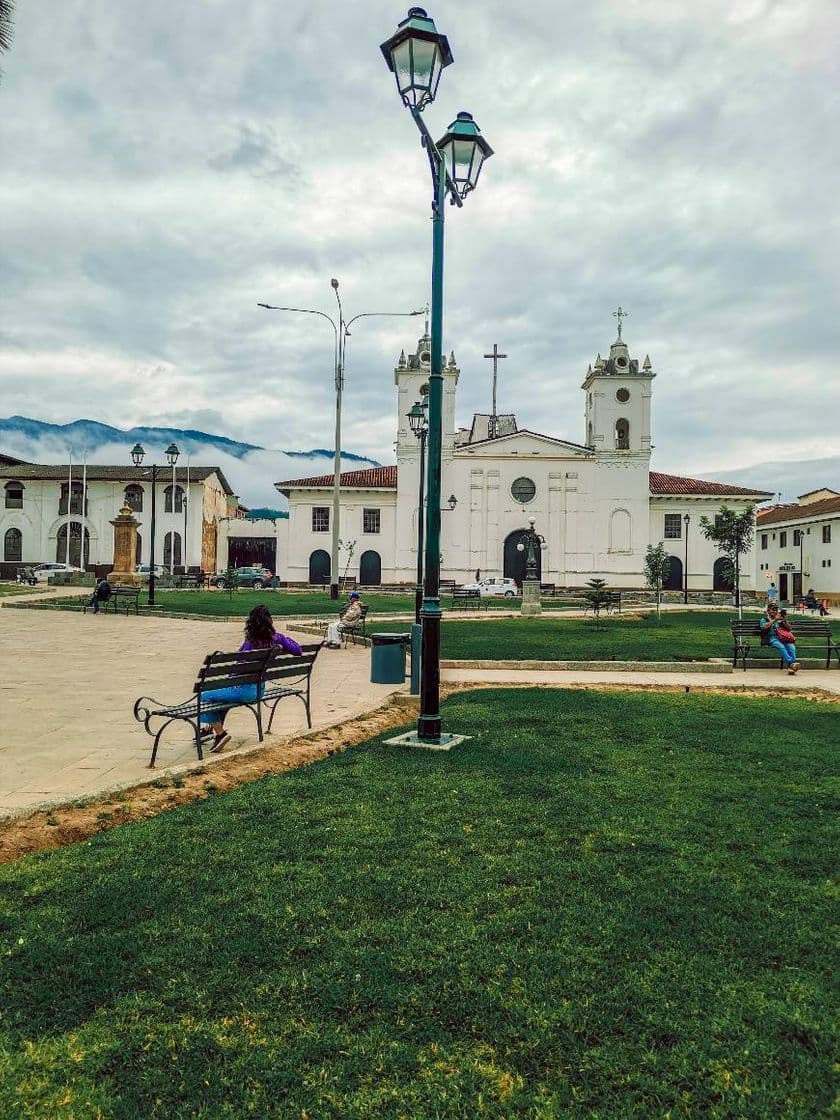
[381,7,493,747]
[131,440,180,607]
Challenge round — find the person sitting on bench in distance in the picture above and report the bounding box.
[87,576,112,614]
[325,591,364,649]
[200,604,302,753]
[759,600,799,675]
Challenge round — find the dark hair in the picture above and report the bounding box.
[244,604,275,648]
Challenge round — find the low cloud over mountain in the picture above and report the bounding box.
[0,417,378,510]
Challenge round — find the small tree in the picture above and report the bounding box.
[644,543,671,621]
[582,577,611,628]
[699,504,755,619]
[222,563,239,599]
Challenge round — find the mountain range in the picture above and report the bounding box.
[0,416,378,510]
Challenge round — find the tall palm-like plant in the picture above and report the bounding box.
[0,0,14,81]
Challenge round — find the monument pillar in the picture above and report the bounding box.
[108,505,141,584]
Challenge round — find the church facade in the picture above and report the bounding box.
[277,325,771,591]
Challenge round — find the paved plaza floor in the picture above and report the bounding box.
[0,604,405,818]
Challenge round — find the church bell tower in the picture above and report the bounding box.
[582,308,654,456]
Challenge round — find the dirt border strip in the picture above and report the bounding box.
[2,682,837,865]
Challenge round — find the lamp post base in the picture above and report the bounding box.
[383,730,470,752]
[329,583,339,601]
[521,579,542,616]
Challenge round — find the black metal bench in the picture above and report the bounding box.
[174,573,207,589]
[540,582,556,598]
[321,604,370,646]
[730,618,839,671]
[583,591,622,616]
[133,642,321,766]
[84,585,141,614]
[450,588,489,611]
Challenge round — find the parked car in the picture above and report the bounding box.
[32,563,84,583]
[135,564,166,579]
[211,565,275,590]
[459,576,519,599]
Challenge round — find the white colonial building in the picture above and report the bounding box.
[756,489,840,606]
[277,325,772,591]
[0,463,234,575]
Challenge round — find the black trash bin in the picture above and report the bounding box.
[370,633,410,684]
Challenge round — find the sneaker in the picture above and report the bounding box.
[210,731,231,753]
[791,661,800,674]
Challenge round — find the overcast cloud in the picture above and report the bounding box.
[1,0,838,487]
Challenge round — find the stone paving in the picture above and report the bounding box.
[0,605,405,819]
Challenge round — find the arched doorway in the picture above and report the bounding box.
[56,522,90,568]
[713,556,733,592]
[503,529,541,586]
[163,531,182,569]
[309,549,330,585]
[663,555,682,591]
[4,527,22,562]
[359,550,381,586]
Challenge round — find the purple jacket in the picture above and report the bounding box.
[240,631,302,656]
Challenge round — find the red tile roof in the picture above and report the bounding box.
[649,471,772,498]
[278,465,397,492]
[757,495,840,525]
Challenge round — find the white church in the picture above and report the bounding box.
[277,319,771,592]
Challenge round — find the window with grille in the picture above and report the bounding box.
[164,485,185,513]
[4,527,22,561]
[823,525,832,544]
[312,507,329,532]
[663,514,682,539]
[124,484,143,512]
[793,529,802,546]
[779,532,787,548]
[761,534,768,550]
[363,508,380,534]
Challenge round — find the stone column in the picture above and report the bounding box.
[521,579,542,616]
[108,505,141,583]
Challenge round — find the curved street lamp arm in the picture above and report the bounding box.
[409,107,464,209]
[257,302,339,386]
[344,309,425,332]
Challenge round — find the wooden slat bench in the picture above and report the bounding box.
[133,642,321,766]
[83,585,141,615]
[450,588,489,611]
[730,618,839,671]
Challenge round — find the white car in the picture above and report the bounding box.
[135,564,166,579]
[33,563,84,582]
[460,576,520,599]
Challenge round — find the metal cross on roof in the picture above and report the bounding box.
[483,343,507,438]
[612,306,629,338]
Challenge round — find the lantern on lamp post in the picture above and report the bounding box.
[131,441,180,607]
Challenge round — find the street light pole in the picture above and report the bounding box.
[683,512,690,605]
[407,395,429,624]
[258,296,423,599]
[131,442,179,607]
[381,6,493,747]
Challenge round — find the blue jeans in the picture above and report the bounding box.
[199,683,262,724]
[768,636,797,666]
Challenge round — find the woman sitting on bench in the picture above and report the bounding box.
[759,601,799,675]
[201,605,301,753]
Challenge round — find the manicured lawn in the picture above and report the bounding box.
[0,689,835,1118]
[0,584,49,597]
[377,609,758,662]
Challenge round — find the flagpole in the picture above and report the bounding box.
[184,456,190,569]
[81,454,87,571]
[65,450,73,567]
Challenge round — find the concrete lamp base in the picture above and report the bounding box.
[383,731,471,752]
[521,579,542,616]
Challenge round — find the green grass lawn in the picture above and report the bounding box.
[1,689,835,1118]
[0,583,49,597]
[375,609,757,662]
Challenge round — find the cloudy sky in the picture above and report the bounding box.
[2,0,838,484]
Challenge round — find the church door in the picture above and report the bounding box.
[359,550,381,586]
[308,549,330,585]
[713,557,733,592]
[663,555,682,591]
[503,529,541,586]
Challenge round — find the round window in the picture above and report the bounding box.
[616,355,628,368]
[616,388,630,402]
[511,477,536,504]
[420,350,431,364]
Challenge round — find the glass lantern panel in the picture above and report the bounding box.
[450,138,477,183]
[410,38,438,93]
[392,39,413,97]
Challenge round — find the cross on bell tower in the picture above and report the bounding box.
[483,343,507,439]
[612,305,629,339]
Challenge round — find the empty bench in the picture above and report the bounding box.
[450,588,489,611]
[730,618,839,671]
[133,641,321,766]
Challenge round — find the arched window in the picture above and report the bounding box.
[609,509,631,552]
[359,550,382,585]
[163,531,182,569]
[615,419,630,450]
[713,556,733,592]
[124,484,143,512]
[4,481,24,509]
[4,527,22,562]
[164,485,185,513]
[56,522,90,568]
[309,549,331,585]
